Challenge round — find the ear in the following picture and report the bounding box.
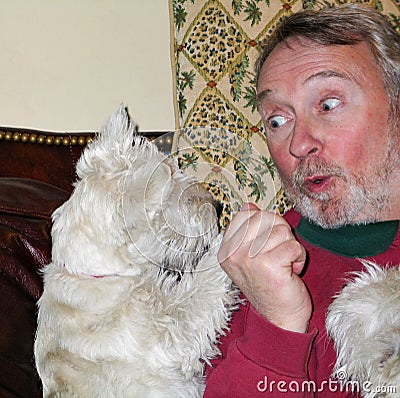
[75,105,138,179]
[96,104,137,156]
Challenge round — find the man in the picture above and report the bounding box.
[204,4,400,397]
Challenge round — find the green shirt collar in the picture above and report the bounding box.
[296,218,399,258]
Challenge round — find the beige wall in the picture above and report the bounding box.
[0,1,175,132]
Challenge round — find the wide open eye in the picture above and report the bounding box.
[268,115,288,129]
[322,98,341,112]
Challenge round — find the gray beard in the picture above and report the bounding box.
[283,154,394,229]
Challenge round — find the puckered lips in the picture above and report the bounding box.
[304,175,332,194]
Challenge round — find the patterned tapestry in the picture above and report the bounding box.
[168,0,400,227]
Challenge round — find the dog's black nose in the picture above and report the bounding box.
[214,201,223,221]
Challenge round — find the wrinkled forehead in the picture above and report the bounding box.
[256,38,381,95]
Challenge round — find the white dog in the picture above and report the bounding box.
[326,261,400,397]
[34,106,240,397]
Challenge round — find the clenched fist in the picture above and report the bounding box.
[217,203,312,333]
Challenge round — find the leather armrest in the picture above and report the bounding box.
[0,178,70,397]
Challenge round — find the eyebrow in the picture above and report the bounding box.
[256,69,351,108]
[256,89,273,107]
[303,69,350,84]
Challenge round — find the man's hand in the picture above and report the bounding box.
[218,203,312,333]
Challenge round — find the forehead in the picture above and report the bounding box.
[257,37,382,97]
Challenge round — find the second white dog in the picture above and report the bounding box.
[327,261,400,397]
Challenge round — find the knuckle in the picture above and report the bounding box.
[218,240,242,268]
[273,223,293,240]
[287,239,304,257]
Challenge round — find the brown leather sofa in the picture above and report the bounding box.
[0,127,162,397]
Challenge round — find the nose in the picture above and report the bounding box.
[289,118,322,159]
[213,201,223,221]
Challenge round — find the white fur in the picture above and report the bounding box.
[326,260,400,397]
[34,106,240,397]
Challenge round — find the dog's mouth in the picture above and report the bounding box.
[158,244,211,282]
[158,266,184,283]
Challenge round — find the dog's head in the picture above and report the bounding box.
[51,106,219,277]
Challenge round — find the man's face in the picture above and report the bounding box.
[257,38,398,228]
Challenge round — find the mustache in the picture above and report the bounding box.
[292,157,348,190]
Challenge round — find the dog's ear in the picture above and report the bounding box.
[76,105,138,179]
[96,104,137,152]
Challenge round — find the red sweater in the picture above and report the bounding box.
[204,209,400,397]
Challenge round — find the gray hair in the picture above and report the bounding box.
[255,5,400,112]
